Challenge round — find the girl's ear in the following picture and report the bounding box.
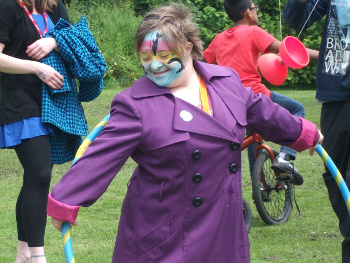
[184,41,193,54]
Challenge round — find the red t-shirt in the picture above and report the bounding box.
[203,25,277,97]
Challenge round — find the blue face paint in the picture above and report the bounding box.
[139,30,185,87]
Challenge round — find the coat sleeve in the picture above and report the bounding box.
[47,91,142,222]
[242,82,317,152]
[283,0,328,30]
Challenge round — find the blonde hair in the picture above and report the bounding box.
[134,3,203,61]
[15,0,57,13]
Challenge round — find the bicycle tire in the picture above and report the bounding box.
[252,150,293,225]
[242,197,252,232]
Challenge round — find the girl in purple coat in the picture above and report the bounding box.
[47,4,323,263]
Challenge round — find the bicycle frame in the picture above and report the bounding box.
[241,132,288,192]
[241,132,276,162]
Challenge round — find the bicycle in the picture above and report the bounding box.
[242,132,294,226]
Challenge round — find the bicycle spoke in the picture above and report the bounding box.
[252,150,293,225]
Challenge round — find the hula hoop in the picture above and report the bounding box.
[62,222,75,263]
[62,114,110,262]
[73,114,110,164]
[315,144,350,215]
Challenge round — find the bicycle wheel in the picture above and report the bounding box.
[251,150,293,225]
[242,197,252,232]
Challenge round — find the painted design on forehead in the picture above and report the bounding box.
[140,31,174,53]
[152,32,162,56]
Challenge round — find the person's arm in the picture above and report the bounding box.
[306,48,319,60]
[283,0,328,30]
[0,43,63,89]
[48,91,143,230]
[267,40,319,60]
[236,68,320,152]
[266,40,281,53]
[203,38,217,64]
[26,37,59,60]
[56,0,70,22]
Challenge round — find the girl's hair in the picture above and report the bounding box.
[15,0,57,13]
[134,3,203,61]
[224,0,252,22]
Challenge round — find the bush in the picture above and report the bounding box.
[67,1,143,88]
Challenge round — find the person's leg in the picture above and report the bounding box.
[15,241,31,263]
[14,136,51,263]
[320,100,350,263]
[341,157,350,263]
[247,143,257,178]
[269,92,305,184]
[270,91,305,158]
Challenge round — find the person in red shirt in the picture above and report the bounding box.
[203,0,319,184]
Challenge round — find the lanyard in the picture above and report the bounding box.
[199,77,210,114]
[18,0,48,38]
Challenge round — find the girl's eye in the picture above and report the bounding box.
[159,54,169,59]
[158,52,173,59]
[141,56,151,62]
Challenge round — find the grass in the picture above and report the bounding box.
[0,89,342,262]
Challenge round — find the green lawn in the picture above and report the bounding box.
[0,89,342,262]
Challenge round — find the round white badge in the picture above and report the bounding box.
[180,110,193,122]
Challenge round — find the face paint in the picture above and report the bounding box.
[139,30,185,88]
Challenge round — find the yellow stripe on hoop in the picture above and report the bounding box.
[336,171,343,187]
[347,196,350,211]
[321,149,328,163]
[97,120,108,127]
[74,139,92,159]
[63,230,71,246]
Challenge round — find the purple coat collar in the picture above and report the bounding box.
[131,61,245,142]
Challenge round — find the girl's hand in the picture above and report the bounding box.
[309,131,324,156]
[51,218,78,232]
[32,61,64,90]
[26,37,58,61]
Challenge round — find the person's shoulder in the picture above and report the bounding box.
[0,0,22,23]
[196,61,237,78]
[249,25,274,38]
[47,0,69,23]
[211,30,227,41]
[0,0,19,11]
[251,25,269,33]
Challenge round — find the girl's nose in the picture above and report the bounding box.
[150,59,162,70]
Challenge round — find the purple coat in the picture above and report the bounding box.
[48,61,317,262]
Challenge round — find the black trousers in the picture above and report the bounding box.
[14,135,52,247]
[321,100,350,263]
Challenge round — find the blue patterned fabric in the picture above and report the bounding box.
[41,15,107,164]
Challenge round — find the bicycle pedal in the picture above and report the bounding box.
[275,171,293,182]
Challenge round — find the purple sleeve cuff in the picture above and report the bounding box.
[288,117,317,152]
[47,193,80,223]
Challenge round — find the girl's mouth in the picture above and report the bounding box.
[152,69,169,77]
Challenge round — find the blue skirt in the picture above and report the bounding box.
[0,117,53,148]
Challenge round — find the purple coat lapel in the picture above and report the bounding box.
[131,61,246,142]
